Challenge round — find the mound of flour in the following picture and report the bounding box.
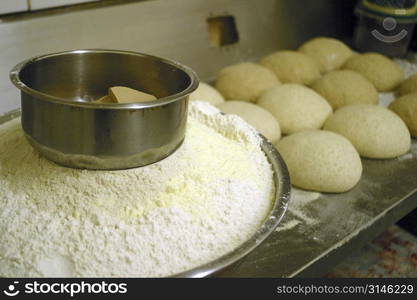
[0,102,274,277]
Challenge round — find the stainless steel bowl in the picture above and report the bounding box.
[10,49,199,170]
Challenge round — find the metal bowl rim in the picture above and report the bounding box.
[10,49,199,110]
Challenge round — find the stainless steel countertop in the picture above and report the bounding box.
[218,141,417,277]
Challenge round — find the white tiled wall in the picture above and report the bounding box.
[30,0,98,11]
[0,0,28,14]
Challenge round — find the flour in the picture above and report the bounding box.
[0,101,274,277]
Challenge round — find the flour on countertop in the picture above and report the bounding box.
[275,187,320,232]
[395,58,417,78]
[287,188,320,225]
[275,219,300,232]
[379,59,417,108]
[0,101,275,277]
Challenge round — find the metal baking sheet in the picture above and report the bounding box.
[218,139,417,277]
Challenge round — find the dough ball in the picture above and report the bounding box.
[398,73,417,96]
[299,37,353,73]
[189,82,225,106]
[311,70,378,110]
[260,50,320,85]
[324,104,411,159]
[389,93,417,137]
[257,84,332,135]
[218,101,281,143]
[215,62,280,102]
[276,130,362,193]
[343,53,405,92]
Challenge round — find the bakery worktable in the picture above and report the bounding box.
[218,140,417,277]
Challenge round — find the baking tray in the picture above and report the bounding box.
[218,140,417,277]
[0,110,291,278]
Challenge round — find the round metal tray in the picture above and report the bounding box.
[0,109,291,278]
